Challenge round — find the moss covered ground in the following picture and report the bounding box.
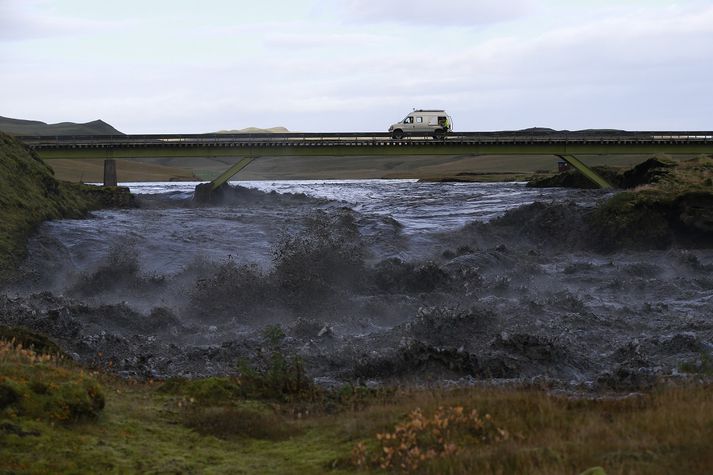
[1,335,712,474]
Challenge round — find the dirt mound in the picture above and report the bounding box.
[193,183,329,207]
[619,157,677,188]
[588,191,713,251]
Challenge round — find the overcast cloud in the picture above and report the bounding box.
[1,0,711,133]
[338,0,536,26]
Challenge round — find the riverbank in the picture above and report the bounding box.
[0,132,135,283]
[529,156,713,250]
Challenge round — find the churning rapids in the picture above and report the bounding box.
[2,180,712,391]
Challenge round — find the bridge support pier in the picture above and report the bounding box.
[193,156,257,203]
[555,154,612,189]
[103,159,117,187]
[194,182,219,204]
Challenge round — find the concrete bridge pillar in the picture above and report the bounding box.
[103,159,117,187]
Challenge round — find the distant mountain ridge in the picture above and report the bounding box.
[0,116,124,136]
[215,126,290,134]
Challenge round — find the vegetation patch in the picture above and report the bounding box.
[529,156,713,251]
[586,191,675,251]
[352,405,508,472]
[0,132,135,283]
[182,401,298,440]
[2,346,713,474]
[0,339,105,424]
[0,324,66,357]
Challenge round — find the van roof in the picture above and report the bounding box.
[411,109,447,113]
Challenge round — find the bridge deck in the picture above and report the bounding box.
[20,131,713,160]
[18,131,713,150]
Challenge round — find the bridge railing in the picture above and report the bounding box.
[16,131,713,148]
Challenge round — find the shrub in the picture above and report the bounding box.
[352,405,508,472]
[237,352,315,403]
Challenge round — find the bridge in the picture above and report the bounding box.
[19,131,713,196]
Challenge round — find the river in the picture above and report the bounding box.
[2,180,711,389]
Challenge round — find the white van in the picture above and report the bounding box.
[388,110,452,139]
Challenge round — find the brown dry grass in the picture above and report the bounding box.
[335,385,713,474]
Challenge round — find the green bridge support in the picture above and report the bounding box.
[209,156,256,190]
[193,156,257,203]
[556,154,613,189]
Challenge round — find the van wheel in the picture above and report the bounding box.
[392,129,404,140]
[434,129,445,139]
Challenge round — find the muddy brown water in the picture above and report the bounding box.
[2,181,712,391]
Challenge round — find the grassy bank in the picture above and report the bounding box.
[1,335,712,474]
[0,132,134,282]
[528,156,713,251]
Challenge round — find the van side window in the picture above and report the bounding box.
[416,117,423,123]
[404,117,413,124]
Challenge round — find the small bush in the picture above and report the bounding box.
[262,324,285,346]
[237,352,315,403]
[352,405,508,472]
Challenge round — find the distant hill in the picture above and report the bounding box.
[513,127,627,134]
[214,126,290,134]
[0,116,124,136]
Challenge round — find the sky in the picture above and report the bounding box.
[1,0,712,133]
